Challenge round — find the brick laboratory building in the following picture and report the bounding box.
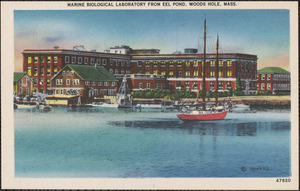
[22,45,258,96]
[257,67,290,94]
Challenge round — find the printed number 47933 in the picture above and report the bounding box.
[276,178,291,182]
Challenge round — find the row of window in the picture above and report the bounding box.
[27,66,57,76]
[55,79,115,87]
[138,83,165,89]
[137,60,233,67]
[54,88,115,96]
[109,69,130,75]
[28,56,58,64]
[65,56,130,67]
[18,87,30,94]
[136,69,233,77]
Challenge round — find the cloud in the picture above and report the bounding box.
[43,36,64,43]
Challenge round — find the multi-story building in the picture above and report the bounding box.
[51,64,117,104]
[13,72,34,96]
[22,45,258,95]
[257,67,290,94]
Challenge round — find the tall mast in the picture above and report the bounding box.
[202,18,207,110]
[215,35,219,106]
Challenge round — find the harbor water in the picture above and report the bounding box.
[14,107,291,177]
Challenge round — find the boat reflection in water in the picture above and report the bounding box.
[108,120,290,137]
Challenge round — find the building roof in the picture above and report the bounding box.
[13,72,30,82]
[258,67,290,74]
[56,64,117,82]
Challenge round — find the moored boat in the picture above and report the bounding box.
[177,19,228,121]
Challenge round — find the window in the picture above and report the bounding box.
[145,62,150,67]
[85,81,90,86]
[169,61,174,68]
[53,66,58,75]
[261,74,265,80]
[84,57,88,64]
[111,82,115,86]
[193,82,198,90]
[28,57,32,64]
[261,83,265,90]
[97,58,101,65]
[71,71,74,76]
[27,66,31,76]
[267,74,271,80]
[226,82,232,90]
[91,58,95,65]
[193,70,198,77]
[176,82,181,88]
[47,79,50,86]
[54,56,58,63]
[145,70,150,74]
[210,82,214,90]
[27,88,30,94]
[227,70,232,77]
[102,59,107,65]
[161,61,166,67]
[185,71,190,77]
[92,81,96,86]
[47,56,51,63]
[109,69,113,74]
[218,60,223,66]
[78,57,82,64]
[156,83,160,89]
[161,71,166,76]
[19,88,22,94]
[177,61,182,67]
[147,83,150,89]
[227,61,231,66]
[65,56,70,63]
[218,82,223,90]
[115,69,119,74]
[169,71,173,76]
[210,61,215,67]
[40,79,44,85]
[98,82,103,86]
[19,79,22,86]
[56,79,62,85]
[73,79,80,85]
[185,82,189,89]
[161,83,164,89]
[185,61,190,67]
[121,70,125,74]
[139,83,143,89]
[153,70,158,75]
[66,70,70,76]
[116,60,120,66]
[62,71,66,76]
[121,61,125,66]
[126,61,130,67]
[66,79,71,85]
[137,61,142,67]
[40,67,44,76]
[193,61,198,67]
[104,82,109,86]
[267,83,271,90]
[72,57,76,63]
[34,56,38,63]
[33,66,38,76]
[126,70,130,74]
[153,61,157,67]
[218,71,222,77]
[210,70,215,77]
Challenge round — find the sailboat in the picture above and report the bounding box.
[177,19,228,121]
[116,75,133,108]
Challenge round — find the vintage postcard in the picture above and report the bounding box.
[1,1,299,190]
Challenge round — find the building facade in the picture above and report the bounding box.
[13,72,34,96]
[257,67,290,94]
[51,64,117,103]
[22,45,258,95]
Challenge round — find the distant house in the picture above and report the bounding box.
[13,72,34,96]
[257,67,290,94]
[50,64,117,104]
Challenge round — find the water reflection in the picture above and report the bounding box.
[108,120,290,137]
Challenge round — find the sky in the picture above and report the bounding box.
[14,9,290,72]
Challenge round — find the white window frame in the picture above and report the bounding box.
[85,81,90,86]
[65,56,70,63]
[66,79,71,85]
[72,57,76,63]
[56,79,62,85]
[104,82,109,86]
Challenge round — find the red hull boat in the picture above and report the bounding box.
[177,110,228,121]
